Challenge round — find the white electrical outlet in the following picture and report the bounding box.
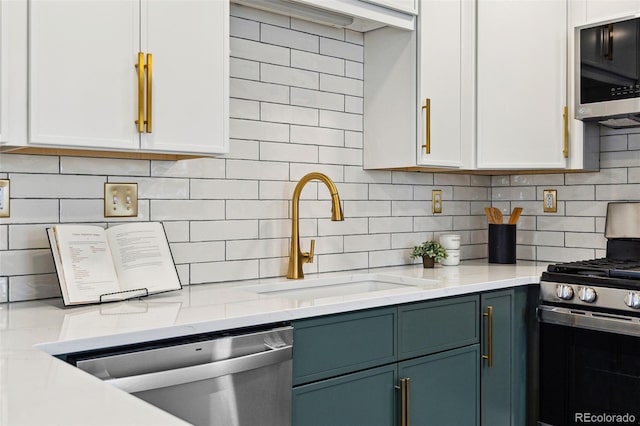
[432,190,442,214]
[543,189,557,213]
[0,180,9,218]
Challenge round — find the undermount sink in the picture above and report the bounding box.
[245,274,438,301]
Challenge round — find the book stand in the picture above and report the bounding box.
[99,288,149,304]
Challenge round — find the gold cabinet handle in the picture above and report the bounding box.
[135,52,144,133]
[563,105,569,158]
[482,306,493,368]
[400,377,410,426]
[145,53,153,133]
[421,98,431,154]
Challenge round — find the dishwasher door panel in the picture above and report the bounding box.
[134,359,292,426]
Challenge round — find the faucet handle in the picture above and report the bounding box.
[303,239,315,264]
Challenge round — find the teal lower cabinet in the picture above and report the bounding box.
[292,364,397,426]
[398,345,480,426]
[291,287,534,426]
[480,287,531,426]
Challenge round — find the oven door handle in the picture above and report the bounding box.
[538,305,640,337]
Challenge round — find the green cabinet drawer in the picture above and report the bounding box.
[398,294,479,360]
[292,364,397,426]
[292,306,397,385]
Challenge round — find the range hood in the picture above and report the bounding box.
[232,0,416,31]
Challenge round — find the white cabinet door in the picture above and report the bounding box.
[141,0,228,155]
[416,0,467,168]
[29,0,140,150]
[586,0,640,22]
[476,0,567,169]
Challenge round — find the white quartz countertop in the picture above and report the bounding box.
[0,261,547,425]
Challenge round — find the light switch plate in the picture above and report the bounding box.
[104,183,138,217]
[543,189,557,213]
[0,180,9,218]
[432,190,442,214]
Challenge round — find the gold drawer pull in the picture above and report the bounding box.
[482,306,493,368]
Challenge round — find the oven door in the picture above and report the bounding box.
[539,305,640,426]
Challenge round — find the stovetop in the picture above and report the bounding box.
[546,258,640,284]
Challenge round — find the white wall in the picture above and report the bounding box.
[0,5,490,303]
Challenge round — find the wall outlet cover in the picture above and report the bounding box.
[432,189,442,214]
[543,189,557,213]
[104,183,139,217]
[0,180,9,218]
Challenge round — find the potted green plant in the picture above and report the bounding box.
[410,241,448,268]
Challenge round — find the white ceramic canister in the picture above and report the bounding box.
[441,249,460,266]
[439,234,461,250]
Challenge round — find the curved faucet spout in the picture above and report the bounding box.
[288,172,344,279]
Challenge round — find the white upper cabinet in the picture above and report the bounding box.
[26,0,228,156]
[0,1,8,145]
[417,0,474,168]
[363,0,417,14]
[476,0,568,169]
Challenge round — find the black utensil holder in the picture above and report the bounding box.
[488,224,516,264]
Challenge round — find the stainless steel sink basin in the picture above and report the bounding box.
[245,274,438,301]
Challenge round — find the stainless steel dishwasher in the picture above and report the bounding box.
[69,325,293,426]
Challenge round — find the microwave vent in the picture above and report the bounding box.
[597,115,640,129]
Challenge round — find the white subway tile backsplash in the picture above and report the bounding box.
[151,200,224,221]
[230,37,290,66]
[344,96,363,114]
[595,184,640,200]
[369,249,410,268]
[191,260,259,284]
[318,217,368,236]
[259,180,313,200]
[151,158,225,179]
[344,234,390,252]
[391,201,431,217]
[369,184,413,201]
[318,182,368,200]
[8,224,52,250]
[0,277,7,303]
[434,174,470,186]
[259,218,316,239]
[162,221,190,243]
[290,125,344,146]
[539,185,594,201]
[345,61,364,79]
[0,225,7,250]
[230,16,260,40]
[600,134,628,152]
[261,103,319,126]
[0,154,59,173]
[492,186,536,201]
[565,168,627,185]
[1,200,59,224]
[192,220,259,242]
[369,217,413,234]
[260,141,317,165]
[391,172,434,186]
[261,23,319,52]
[231,3,290,27]
[319,110,362,131]
[230,78,290,104]
[61,157,149,176]
[537,216,595,232]
[345,131,363,149]
[318,146,362,166]
[318,252,368,273]
[320,38,363,62]
[227,139,260,161]
[320,74,363,97]
[453,186,489,201]
[226,200,288,220]
[344,201,391,217]
[230,118,290,143]
[564,201,609,217]
[414,216,453,232]
[565,232,607,249]
[230,57,260,80]
[190,179,259,200]
[391,232,432,249]
[291,50,344,75]
[227,159,290,181]
[601,150,640,168]
[226,238,288,260]
[9,274,60,302]
[517,230,564,247]
[345,30,364,45]
[262,64,319,91]
[171,241,225,264]
[230,99,261,120]
[0,249,55,275]
[60,199,147,223]
[629,133,640,150]
[510,174,564,186]
[11,174,104,198]
[453,215,487,230]
[110,177,188,199]
[290,163,344,181]
[291,87,344,112]
[536,246,595,263]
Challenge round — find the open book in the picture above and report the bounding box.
[47,222,182,306]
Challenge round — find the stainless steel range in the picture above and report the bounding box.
[538,203,640,426]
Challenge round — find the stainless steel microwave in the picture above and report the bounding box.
[575,15,640,127]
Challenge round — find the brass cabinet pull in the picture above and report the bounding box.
[482,306,493,368]
[145,53,153,133]
[400,377,410,426]
[421,98,431,154]
[135,52,144,133]
[563,105,569,158]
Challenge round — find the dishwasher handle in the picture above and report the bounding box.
[104,344,292,394]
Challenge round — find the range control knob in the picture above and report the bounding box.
[556,284,574,300]
[624,292,640,309]
[578,287,597,303]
